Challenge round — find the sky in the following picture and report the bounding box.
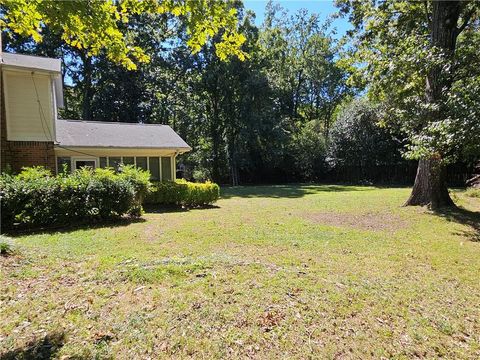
[243,0,351,38]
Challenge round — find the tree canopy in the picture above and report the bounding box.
[0,0,247,69]
[337,0,480,164]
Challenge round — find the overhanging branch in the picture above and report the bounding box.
[456,8,476,35]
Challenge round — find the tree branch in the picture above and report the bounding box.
[456,8,475,35]
[424,1,431,26]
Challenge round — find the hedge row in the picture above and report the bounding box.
[0,167,220,231]
[0,166,150,230]
[145,179,220,207]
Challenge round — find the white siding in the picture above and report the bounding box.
[3,70,55,142]
[54,76,64,108]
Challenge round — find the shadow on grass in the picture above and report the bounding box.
[4,217,146,238]
[220,184,376,199]
[144,204,220,214]
[4,204,221,236]
[0,331,66,360]
[433,206,480,242]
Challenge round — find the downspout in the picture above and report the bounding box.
[173,150,179,181]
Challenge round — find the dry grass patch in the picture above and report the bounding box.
[304,211,409,232]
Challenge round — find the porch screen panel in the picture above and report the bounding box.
[109,157,121,171]
[123,157,134,166]
[148,157,160,181]
[161,157,172,182]
[99,157,107,168]
[57,157,71,173]
[135,157,147,171]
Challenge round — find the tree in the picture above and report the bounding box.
[260,2,352,139]
[0,0,246,69]
[328,99,404,178]
[289,120,327,180]
[193,10,278,184]
[337,0,480,208]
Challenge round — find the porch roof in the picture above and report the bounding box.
[56,119,191,152]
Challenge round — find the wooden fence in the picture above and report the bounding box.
[326,162,473,186]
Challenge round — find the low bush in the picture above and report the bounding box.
[0,240,13,256]
[145,179,220,207]
[0,166,150,230]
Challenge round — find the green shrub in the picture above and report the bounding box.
[145,179,220,207]
[117,165,151,204]
[16,166,52,180]
[0,166,151,231]
[0,241,13,256]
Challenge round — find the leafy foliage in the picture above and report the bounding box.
[260,4,353,135]
[328,99,404,168]
[180,4,352,184]
[145,180,220,207]
[116,164,152,204]
[0,0,246,69]
[0,166,150,230]
[288,120,327,181]
[0,240,13,256]
[337,0,480,164]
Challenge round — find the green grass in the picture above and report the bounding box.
[465,187,480,198]
[1,185,480,359]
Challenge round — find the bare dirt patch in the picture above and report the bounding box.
[143,223,165,242]
[304,211,408,232]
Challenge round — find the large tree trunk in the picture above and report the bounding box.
[228,133,239,186]
[80,52,93,120]
[405,1,462,208]
[405,157,454,208]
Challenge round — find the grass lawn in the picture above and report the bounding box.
[1,185,480,359]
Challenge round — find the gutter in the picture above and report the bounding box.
[53,145,191,151]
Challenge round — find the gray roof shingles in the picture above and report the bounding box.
[56,119,191,150]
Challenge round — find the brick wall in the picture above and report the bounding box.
[1,71,56,174]
[4,141,56,173]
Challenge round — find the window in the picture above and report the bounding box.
[99,157,107,168]
[148,157,160,181]
[123,157,135,166]
[161,157,172,181]
[136,157,147,171]
[57,157,71,174]
[74,159,96,170]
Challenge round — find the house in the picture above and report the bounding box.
[0,53,191,180]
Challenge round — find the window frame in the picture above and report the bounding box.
[72,157,98,171]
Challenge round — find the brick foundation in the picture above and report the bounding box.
[2,141,56,173]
